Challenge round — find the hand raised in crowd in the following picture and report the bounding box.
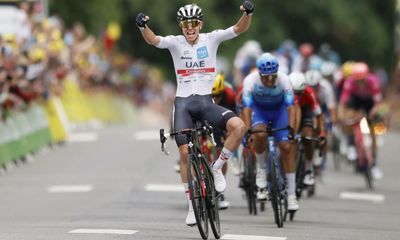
[240,0,254,15]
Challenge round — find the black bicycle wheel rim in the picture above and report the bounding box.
[187,154,209,239]
[203,160,221,239]
[270,155,284,228]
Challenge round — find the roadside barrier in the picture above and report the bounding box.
[0,79,137,169]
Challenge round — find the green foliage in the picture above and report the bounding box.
[49,0,395,76]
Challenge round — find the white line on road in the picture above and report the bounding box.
[69,229,138,235]
[339,192,385,203]
[68,132,98,142]
[145,184,184,192]
[221,234,287,240]
[134,130,160,140]
[47,185,93,193]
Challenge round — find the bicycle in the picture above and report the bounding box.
[342,114,374,189]
[246,121,290,228]
[239,139,258,215]
[160,120,220,240]
[294,135,321,201]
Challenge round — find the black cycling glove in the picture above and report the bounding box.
[136,12,148,28]
[242,0,254,15]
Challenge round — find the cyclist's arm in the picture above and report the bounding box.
[233,13,252,34]
[242,75,254,130]
[139,26,161,46]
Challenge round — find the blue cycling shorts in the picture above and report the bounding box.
[251,104,289,142]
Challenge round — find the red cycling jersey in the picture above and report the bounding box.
[295,86,322,115]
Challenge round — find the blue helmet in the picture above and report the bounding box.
[256,53,279,75]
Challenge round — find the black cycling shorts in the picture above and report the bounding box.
[300,105,314,128]
[173,94,237,146]
[346,95,374,115]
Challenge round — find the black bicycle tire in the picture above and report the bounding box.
[295,147,305,200]
[269,154,284,228]
[247,148,258,215]
[187,154,209,239]
[203,159,221,239]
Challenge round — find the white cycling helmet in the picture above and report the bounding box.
[177,4,203,22]
[320,61,337,77]
[305,70,322,87]
[289,71,307,91]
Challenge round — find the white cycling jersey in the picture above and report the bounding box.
[156,26,238,97]
[317,78,336,109]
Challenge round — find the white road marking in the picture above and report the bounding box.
[68,132,98,142]
[221,234,287,240]
[145,184,184,192]
[339,192,385,203]
[69,228,138,235]
[134,130,160,140]
[47,185,93,193]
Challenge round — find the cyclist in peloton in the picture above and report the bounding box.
[136,1,254,226]
[211,73,237,210]
[305,70,337,177]
[338,62,384,179]
[289,72,326,187]
[242,53,299,211]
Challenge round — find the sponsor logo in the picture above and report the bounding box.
[197,46,208,59]
[181,57,192,60]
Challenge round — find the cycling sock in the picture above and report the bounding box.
[286,173,296,196]
[213,147,232,169]
[184,183,193,210]
[255,151,267,169]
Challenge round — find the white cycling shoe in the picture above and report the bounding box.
[185,209,196,226]
[303,171,315,186]
[256,169,267,189]
[213,168,226,192]
[218,194,230,210]
[371,166,383,180]
[287,194,299,211]
[257,189,269,201]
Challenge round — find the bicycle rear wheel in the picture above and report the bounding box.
[187,154,209,239]
[203,160,221,239]
[269,155,284,228]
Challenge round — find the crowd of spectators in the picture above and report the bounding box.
[0,1,174,123]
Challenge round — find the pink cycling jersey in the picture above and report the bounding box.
[156,26,238,97]
[340,73,382,104]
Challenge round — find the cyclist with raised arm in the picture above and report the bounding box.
[242,53,299,211]
[338,62,384,179]
[289,72,326,187]
[136,1,253,226]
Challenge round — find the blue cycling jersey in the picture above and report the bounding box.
[242,71,294,109]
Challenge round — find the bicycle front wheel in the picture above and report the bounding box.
[244,148,257,215]
[269,155,284,228]
[203,160,221,239]
[187,154,209,239]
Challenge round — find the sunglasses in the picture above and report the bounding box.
[260,73,278,80]
[180,19,200,28]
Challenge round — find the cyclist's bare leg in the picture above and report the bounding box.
[279,141,298,205]
[179,144,189,183]
[214,116,245,169]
